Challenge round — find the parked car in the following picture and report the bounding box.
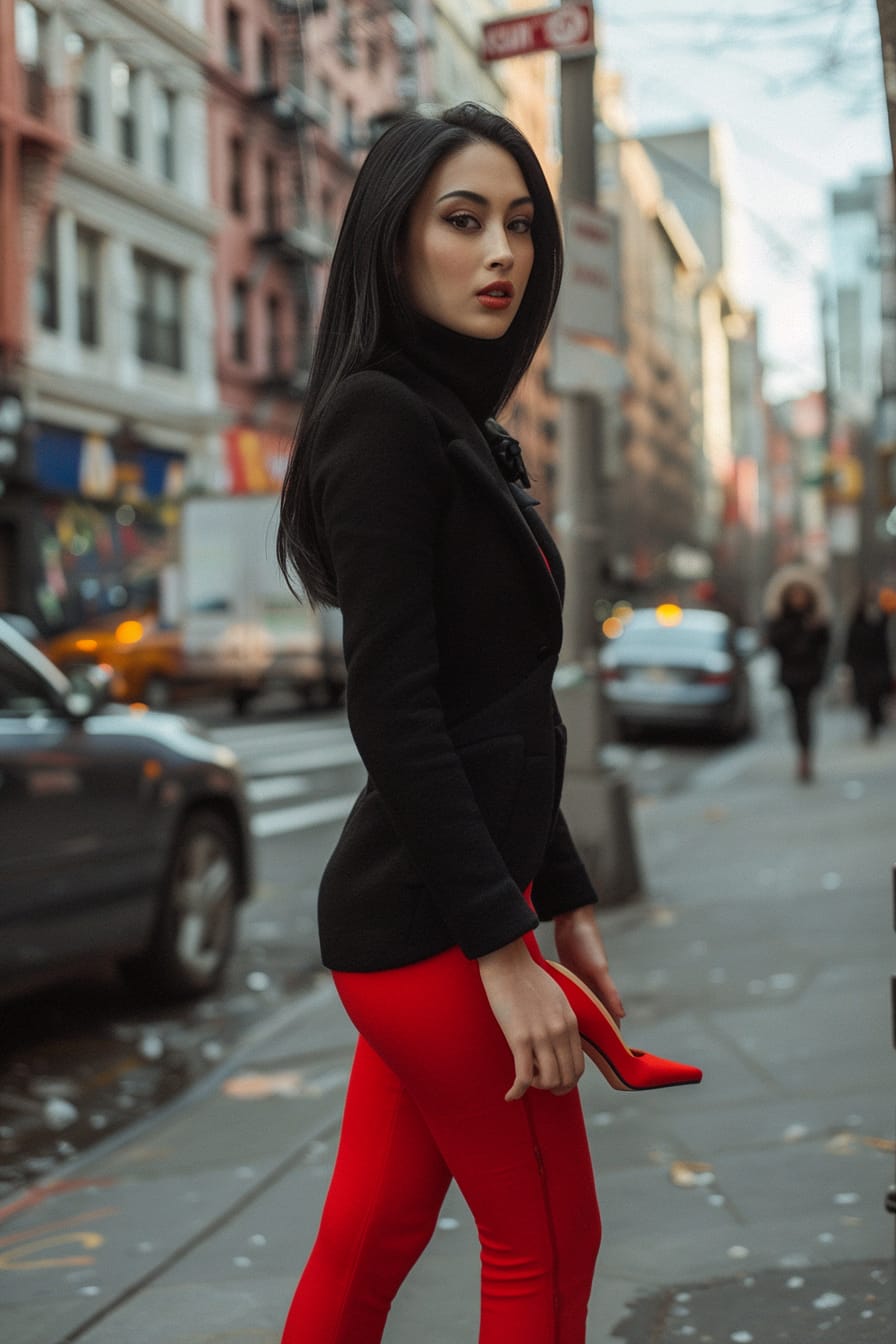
[598,606,755,741]
[0,616,253,1003]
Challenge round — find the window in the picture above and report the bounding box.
[228,135,244,214]
[342,99,354,151]
[231,280,249,362]
[263,156,278,232]
[155,87,176,182]
[32,211,59,332]
[14,1,39,64]
[266,293,281,375]
[15,1,48,116]
[134,253,183,369]
[225,6,243,73]
[64,33,96,139]
[259,32,275,89]
[76,226,101,347]
[111,60,136,161]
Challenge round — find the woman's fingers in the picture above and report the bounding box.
[505,1017,585,1101]
[479,938,586,1101]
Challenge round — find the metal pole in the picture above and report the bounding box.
[558,48,603,665]
[552,19,643,905]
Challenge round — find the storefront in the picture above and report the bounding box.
[0,422,185,635]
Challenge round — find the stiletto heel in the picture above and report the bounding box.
[543,959,703,1092]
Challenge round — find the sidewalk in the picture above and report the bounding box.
[1,698,893,1343]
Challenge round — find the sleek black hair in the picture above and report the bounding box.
[277,102,563,608]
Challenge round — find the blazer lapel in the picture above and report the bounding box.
[508,481,566,607]
[380,354,565,639]
[445,435,564,644]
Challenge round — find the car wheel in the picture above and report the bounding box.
[144,673,172,710]
[232,687,257,716]
[120,809,240,1001]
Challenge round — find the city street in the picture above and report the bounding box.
[0,664,893,1343]
[0,691,721,1196]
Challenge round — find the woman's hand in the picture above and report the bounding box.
[478,939,585,1102]
[553,907,625,1026]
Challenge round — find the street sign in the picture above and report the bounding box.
[552,202,625,397]
[481,3,594,63]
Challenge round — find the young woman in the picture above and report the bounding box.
[277,103,700,1344]
[766,572,831,782]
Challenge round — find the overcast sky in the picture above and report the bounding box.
[598,0,891,403]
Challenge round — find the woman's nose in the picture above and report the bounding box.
[485,225,514,269]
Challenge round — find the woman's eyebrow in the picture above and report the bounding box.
[435,189,534,209]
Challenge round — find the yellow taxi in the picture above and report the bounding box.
[41,612,183,709]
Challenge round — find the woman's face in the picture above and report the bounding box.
[785,583,812,611]
[402,141,536,339]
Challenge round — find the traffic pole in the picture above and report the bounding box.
[552,22,643,905]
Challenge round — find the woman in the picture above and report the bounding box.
[277,104,700,1344]
[765,569,831,782]
[845,585,892,741]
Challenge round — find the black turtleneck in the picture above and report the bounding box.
[384,309,519,425]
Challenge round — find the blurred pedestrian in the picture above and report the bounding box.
[764,564,831,783]
[845,585,892,741]
[276,103,701,1344]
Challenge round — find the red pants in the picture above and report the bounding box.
[281,888,601,1343]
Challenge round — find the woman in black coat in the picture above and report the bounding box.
[846,587,892,740]
[277,104,700,1344]
[766,577,830,781]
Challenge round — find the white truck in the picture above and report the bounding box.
[160,494,344,714]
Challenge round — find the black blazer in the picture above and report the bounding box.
[308,353,598,971]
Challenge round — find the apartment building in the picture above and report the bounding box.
[1,0,219,632]
[209,0,423,496]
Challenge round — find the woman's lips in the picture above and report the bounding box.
[476,292,513,310]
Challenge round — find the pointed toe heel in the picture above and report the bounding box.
[544,959,702,1092]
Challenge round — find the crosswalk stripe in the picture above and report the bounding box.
[250,792,358,838]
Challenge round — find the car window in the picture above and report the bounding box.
[0,646,60,716]
[619,628,727,653]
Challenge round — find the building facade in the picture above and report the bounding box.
[642,123,769,620]
[206,0,425,498]
[2,0,219,634]
[828,170,896,584]
[597,111,706,605]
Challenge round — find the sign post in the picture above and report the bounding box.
[481,5,642,905]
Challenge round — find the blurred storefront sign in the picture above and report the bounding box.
[552,203,626,396]
[827,503,860,556]
[29,426,185,502]
[821,452,863,506]
[0,421,185,633]
[223,426,290,494]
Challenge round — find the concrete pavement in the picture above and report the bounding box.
[0,691,893,1343]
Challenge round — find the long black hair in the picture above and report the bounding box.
[277,102,563,608]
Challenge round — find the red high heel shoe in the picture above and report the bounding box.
[543,959,703,1092]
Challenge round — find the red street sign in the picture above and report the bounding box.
[481,3,594,63]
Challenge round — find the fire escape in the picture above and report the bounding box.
[0,0,68,376]
[252,1,333,399]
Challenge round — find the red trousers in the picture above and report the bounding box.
[281,887,601,1343]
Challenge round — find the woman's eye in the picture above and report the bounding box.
[446,212,479,230]
[508,217,533,234]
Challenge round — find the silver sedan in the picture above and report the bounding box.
[598,607,755,741]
